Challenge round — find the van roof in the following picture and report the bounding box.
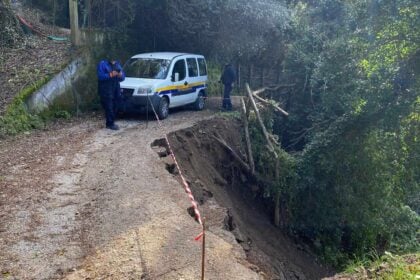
[132,52,204,60]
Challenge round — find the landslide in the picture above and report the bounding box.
[165,116,332,279]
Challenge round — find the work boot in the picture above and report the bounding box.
[106,124,120,130]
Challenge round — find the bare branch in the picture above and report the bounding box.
[252,93,289,116]
[212,134,251,173]
[246,83,277,155]
[253,84,295,95]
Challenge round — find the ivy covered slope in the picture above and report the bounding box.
[276,0,419,266]
[0,78,48,136]
[0,0,73,137]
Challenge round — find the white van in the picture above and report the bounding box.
[118,52,208,119]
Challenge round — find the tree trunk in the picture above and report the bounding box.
[69,0,81,46]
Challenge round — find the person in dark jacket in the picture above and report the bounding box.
[220,63,236,110]
[97,59,125,130]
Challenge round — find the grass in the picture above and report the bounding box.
[215,110,241,119]
[0,75,75,137]
[343,252,419,279]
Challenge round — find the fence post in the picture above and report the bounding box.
[249,64,253,88]
[201,219,206,280]
[237,63,241,95]
[261,67,265,87]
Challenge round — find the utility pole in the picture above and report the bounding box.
[69,0,81,46]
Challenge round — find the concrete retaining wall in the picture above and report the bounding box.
[26,56,90,113]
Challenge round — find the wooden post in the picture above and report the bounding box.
[201,219,206,280]
[261,67,265,87]
[69,0,80,46]
[237,63,241,95]
[248,64,253,88]
[241,98,255,174]
[274,160,281,227]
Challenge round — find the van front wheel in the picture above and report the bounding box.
[194,92,205,111]
[157,97,169,119]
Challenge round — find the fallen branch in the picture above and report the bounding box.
[253,84,295,96]
[247,83,286,227]
[212,134,251,174]
[245,83,276,154]
[252,93,289,116]
[240,97,255,175]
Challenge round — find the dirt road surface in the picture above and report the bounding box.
[1,97,332,279]
[0,103,264,279]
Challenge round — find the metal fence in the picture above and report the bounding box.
[233,63,284,95]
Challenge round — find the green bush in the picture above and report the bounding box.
[0,78,50,136]
[206,61,223,97]
[344,252,419,279]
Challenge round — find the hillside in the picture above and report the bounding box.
[0,1,71,116]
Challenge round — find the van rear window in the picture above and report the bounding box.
[187,58,198,77]
[198,58,207,76]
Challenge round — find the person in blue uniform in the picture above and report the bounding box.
[220,63,236,110]
[97,59,125,130]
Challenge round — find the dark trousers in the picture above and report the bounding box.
[100,93,115,127]
[222,84,233,110]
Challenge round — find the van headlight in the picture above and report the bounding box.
[137,88,153,94]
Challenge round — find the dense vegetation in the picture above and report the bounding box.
[7,0,420,268]
[277,0,420,266]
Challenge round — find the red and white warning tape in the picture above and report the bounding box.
[147,94,204,240]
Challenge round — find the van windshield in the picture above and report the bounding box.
[124,58,171,79]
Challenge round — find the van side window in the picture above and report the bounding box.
[198,58,207,76]
[187,58,198,77]
[172,59,186,81]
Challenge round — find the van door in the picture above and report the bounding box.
[186,57,200,104]
[169,58,188,107]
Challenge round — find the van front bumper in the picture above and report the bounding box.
[117,93,162,113]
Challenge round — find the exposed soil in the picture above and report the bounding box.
[0,98,331,279]
[165,116,333,279]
